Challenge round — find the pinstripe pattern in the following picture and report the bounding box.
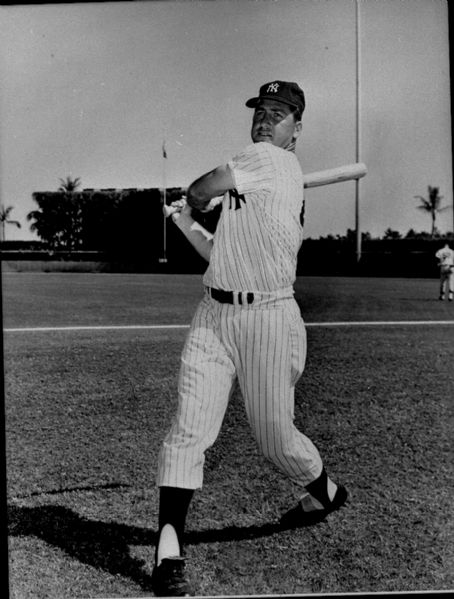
[157,140,323,491]
[157,296,236,489]
[157,294,323,489]
[203,142,304,293]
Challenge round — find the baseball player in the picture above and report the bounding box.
[151,81,348,597]
[435,242,454,301]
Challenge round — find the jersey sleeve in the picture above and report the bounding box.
[227,142,274,195]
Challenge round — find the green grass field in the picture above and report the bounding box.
[3,273,454,598]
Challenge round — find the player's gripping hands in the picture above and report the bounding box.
[163,194,214,262]
[163,194,224,221]
[163,196,191,223]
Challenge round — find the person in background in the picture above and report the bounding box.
[435,242,454,301]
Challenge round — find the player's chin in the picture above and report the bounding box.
[252,134,274,144]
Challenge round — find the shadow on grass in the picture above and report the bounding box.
[12,482,131,500]
[8,504,294,590]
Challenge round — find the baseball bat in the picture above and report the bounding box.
[163,162,367,217]
[303,162,367,189]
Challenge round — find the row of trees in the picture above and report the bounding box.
[0,177,451,247]
[315,226,453,243]
[310,185,450,241]
[26,191,184,255]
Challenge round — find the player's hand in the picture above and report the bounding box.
[165,196,192,222]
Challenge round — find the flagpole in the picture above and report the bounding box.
[355,0,362,263]
[160,140,168,263]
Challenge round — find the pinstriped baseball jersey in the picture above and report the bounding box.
[203,142,304,292]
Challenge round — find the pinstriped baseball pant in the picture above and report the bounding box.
[156,292,323,490]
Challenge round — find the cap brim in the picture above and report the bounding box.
[245,95,299,110]
[245,97,259,108]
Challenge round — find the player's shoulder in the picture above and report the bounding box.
[239,141,271,157]
[238,141,290,156]
[230,142,273,167]
[230,142,301,176]
[251,142,301,168]
[253,141,293,156]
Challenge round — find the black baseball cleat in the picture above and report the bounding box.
[151,556,193,597]
[279,485,348,528]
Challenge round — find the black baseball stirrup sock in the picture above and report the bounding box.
[304,467,331,509]
[155,486,194,564]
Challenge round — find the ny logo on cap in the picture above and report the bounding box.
[267,82,279,93]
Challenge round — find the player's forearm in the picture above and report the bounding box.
[173,212,213,262]
[187,164,235,211]
[186,181,212,211]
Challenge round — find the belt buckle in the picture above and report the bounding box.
[237,291,254,305]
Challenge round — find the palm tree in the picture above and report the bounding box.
[58,176,81,193]
[0,205,21,241]
[414,186,449,237]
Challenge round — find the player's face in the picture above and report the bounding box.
[251,99,302,149]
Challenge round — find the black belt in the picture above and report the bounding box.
[208,287,254,305]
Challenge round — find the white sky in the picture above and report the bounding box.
[0,0,452,241]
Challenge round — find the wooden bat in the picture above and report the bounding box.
[303,162,367,188]
[163,162,367,217]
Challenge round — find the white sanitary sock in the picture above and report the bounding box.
[156,524,181,566]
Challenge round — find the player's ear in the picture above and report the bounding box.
[293,120,302,139]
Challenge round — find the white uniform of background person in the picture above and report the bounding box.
[435,243,454,301]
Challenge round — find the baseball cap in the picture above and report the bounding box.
[245,80,305,115]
